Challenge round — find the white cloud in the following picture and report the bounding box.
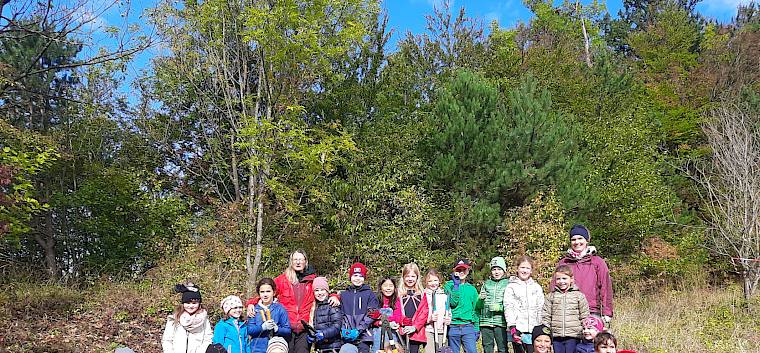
[699,0,754,19]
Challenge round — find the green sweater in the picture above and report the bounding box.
[444,280,480,331]
[476,277,509,327]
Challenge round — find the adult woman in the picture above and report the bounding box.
[554,225,613,323]
[247,250,338,353]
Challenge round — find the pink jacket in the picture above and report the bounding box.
[555,246,614,317]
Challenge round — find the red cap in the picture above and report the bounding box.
[348,262,367,278]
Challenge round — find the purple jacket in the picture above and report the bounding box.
[555,246,613,317]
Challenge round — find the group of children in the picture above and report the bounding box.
[161,256,626,353]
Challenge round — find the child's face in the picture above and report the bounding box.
[583,326,599,340]
[183,301,200,315]
[555,272,573,290]
[453,268,469,280]
[595,339,616,353]
[350,274,365,287]
[381,280,396,297]
[491,267,505,280]
[404,272,418,289]
[571,235,588,253]
[228,305,243,319]
[533,335,551,353]
[259,284,275,304]
[517,261,533,281]
[314,288,329,302]
[426,275,440,290]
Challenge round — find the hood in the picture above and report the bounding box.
[564,245,598,262]
[297,264,317,282]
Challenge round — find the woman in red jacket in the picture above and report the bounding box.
[247,250,338,353]
[554,225,614,326]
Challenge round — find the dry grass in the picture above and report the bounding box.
[611,285,760,353]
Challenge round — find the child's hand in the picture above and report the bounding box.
[348,329,360,341]
[479,292,487,300]
[402,326,416,334]
[262,320,276,331]
[509,327,521,343]
[602,315,612,324]
[328,295,341,307]
[450,273,461,290]
[443,314,451,325]
[315,331,325,341]
[389,321,400,330]
[247,304,256,317]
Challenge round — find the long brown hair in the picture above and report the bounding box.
[173,302,206,322]
[284,250,308,284]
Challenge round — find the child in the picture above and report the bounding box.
[423,269,450,353]
[593,332,616,353]
[504,255,545,353]
[477,257,510,353]
[213,295,250,353]
[162,283,213,353]
[248,278,292,353]
[531,325,552,353]
[542,265,590,353]
[339,262,379,353]
[397,263,430,353]
[575,316,604,353]
[372,276,403,353]
[444,259,479,353]
[309,276,343,353]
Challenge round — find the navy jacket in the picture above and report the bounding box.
[340,284,379,342]
[575,340,594,353]
[313,299,344,350]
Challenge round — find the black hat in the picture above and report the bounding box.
[175,283,202,303]
[569,224,590,241]
[531,324,552,345]
[206,343,227,353]
[452,258,471,271]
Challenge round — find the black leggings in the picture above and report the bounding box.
[289,331,310,353]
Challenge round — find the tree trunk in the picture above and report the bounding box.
[577,1,592,68]
[251,168,265,292]
[246,163,256,297]
[34,209,58,279]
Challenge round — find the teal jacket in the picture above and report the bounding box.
[477,277,509,327]
[444,279,480,331]
[213,317,250,353]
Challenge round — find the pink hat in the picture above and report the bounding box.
[221,295,243,315]
[582,316,604,332]
[313,276,329,291]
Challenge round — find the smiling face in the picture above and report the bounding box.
[290,252,306,272]
[404,272,418,289]
[183,301,200,315]
[314,288,328,302]
[571,235,589,253]
[426,275,440,290]
[555,272,573,291]
[517,261,533,281]
[491,266,505,280]
[583,326,599,340]
[228,305,243,319]
[258,284,274,305]
[534,335,551,353]
[595,339,616,353]
[350,273,364,287]
[381,279,396,297]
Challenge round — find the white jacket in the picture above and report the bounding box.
[503,276,544,332]
[162,315,213,353]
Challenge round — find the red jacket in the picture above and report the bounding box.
[555,246,613,317]
[401,292,429,343]
[247,272,315,333]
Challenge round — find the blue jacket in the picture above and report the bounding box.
[247,302,292,353]
[313,299,344,350]
[213,318,250,353]
[340,284,379,342]
[575,340,594,353]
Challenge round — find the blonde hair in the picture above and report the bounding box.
[285,250,308,284]
[398,263,425,297]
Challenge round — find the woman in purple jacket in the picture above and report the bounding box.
[555,225,613,325]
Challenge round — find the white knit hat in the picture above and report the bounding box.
[267,337,288,353]
[220,295,243,315]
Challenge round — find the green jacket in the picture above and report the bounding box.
[476,277,509,327]
[444,280,480,331]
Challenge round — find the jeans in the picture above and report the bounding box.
[552,337,578,353]
[447,324,478,353]
[480,326,508,353]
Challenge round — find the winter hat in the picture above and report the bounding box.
[582,316,605,332]
[267,337,289,353]
[452,258,471,271]
[490,256,507,271]
[221,295,243,315]
[339,343,360,353]
[569,224,590,241]
[313,276,330,291]
[531,324,552,345]
[348,262,368,278]
[175,283,202,303]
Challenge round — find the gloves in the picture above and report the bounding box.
[262,320,276,331]
[509,326,522,343]
[307,335,316,344]
[402,317,413,326]
[602,315,612,324]
[368,309,381,320]
[389,321,400,330]
[402,326,416,334]
[316,331,325,341]
[451,273,461,290]
[341,329,352,340]
[348,329,359,341]
[379,308,394,317]
[479,292,487,300]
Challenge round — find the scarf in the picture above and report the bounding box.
[179,309,208,331]
[567,245,598,259]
